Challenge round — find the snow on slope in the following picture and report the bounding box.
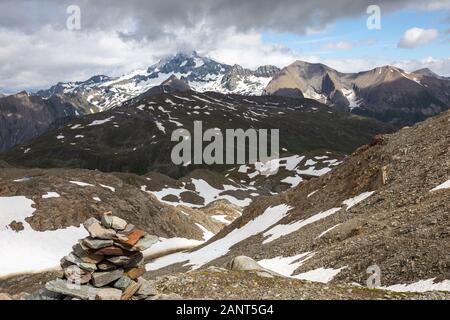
[430,179,450,192]
[262,207,342,244]
[146,204,292,271]
[37,52,277,111]
[0,196,87,277]
[143,178,253,208]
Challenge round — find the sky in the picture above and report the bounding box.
[0,0,448,93]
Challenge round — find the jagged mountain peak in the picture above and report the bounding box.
[36,52,280,111]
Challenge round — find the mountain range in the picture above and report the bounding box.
[0,52,449,299]
[265,62,450,125]
[0,89,392,178]
[36,51,280,112]
[0,52,448,152]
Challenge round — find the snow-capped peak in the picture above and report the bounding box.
[36,52,280,112]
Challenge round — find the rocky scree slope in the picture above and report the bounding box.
[145,110,449,290]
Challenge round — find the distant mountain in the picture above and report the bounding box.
[36,52,280,111]
[137,75,191,98]
[265,61,450,125]
[0,92,84,151]
[412,68,448,80]
[1,91,393,178]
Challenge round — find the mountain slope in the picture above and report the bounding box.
[145,109,450,290]
[265,61,450,126]
[0,165,232,278]
[0,92,85,151]
[1,91,393,177]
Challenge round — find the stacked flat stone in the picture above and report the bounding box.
[45,212,159,300]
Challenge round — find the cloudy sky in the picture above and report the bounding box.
[0,0,449,93]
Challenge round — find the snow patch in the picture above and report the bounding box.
[263,207,342,244]
[430,179,450,192]
[146,204,292,271]
[42,192,60,199]
[342,191,374,211]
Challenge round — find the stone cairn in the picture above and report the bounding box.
[45,212,159,300]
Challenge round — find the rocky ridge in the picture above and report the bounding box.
[265,61,450,125]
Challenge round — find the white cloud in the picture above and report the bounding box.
[301,56,450,77]
[0,26,299,92]
[398,27,439,48]
[322,41,353,50]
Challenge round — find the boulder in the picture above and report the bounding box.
[229,256,281,277]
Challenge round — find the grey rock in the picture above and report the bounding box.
[95,288,122,300]
[107,255,132,266]
[73,243,103,264]
[137,278,158,296]
[118,223,135,236]
[114,276,133,290]
[146,293,183,300]
[81,237,113,249]
[108,252,143,268]
[97,261,117,271]
[229,256,281,277]
[64,265,92,284]
[132,234,159,251]
[45,279,99,300]
[84,218,116,239]
[111,216,127,231]
[100,214,113,228]
[63,253,97,272]
[26,288,65,301]
[91,269,124,287]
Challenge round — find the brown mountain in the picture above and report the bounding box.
[264,61,450,126]
[0,92,83,152]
